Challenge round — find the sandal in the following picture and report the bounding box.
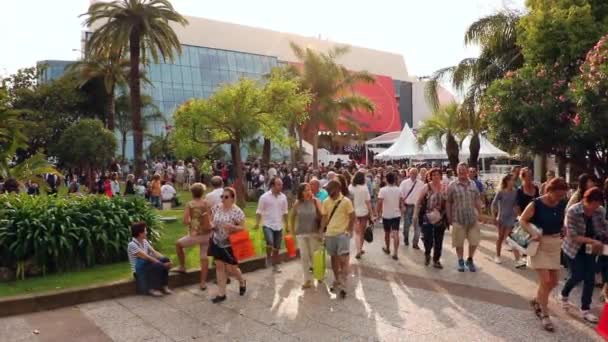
[540,315,554,332]
[171,268,187,274]
[239,280,247,296]
[530,299,542,319]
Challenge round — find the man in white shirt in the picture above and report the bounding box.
[399,168,425,248]
[204,176,224,207]
[160,181,177,207]
[154,161,164,176]
[254,177,288,273]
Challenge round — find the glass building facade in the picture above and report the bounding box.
[37,60,74,84]
[143,45,279,135]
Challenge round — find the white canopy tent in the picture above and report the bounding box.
[459,134,510,159]
[375,125,444,160]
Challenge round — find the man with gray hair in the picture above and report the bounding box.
[399,167,425,248]
[204,176,224,207]
[446,162,482,272]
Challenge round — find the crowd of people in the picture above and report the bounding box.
[126,157,608,333]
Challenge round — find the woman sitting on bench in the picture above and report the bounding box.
[128,222,173,297]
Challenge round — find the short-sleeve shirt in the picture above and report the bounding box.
[212,204,246,248]
[315,189,329,202]
[205,188,224,208]
[322,194,354,237]
[127,238,152,272]
[447,179,480,226]
[349,184,371,217]
[378,185,402,219]
[256,191,288,231]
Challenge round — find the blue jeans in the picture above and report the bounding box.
[561,249,596,310]
[402,205,420,245]
[150,196,160,209]
[263,226,283,250]
[134,256,170,294]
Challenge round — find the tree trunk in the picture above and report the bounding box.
[129,30,143,178]
[121,131,127,161]
[312,131,319,169]
[468,133,480,169]
[231,140,246,207]
[446,134,459,171]
[262,137,271,166]
[106,87,115,131]
[87,164,95,194]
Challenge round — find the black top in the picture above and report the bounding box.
[530,198,566,235]
[516,186,539,211]
[125,180,135,195]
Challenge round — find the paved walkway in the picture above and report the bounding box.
[1,225,604,341]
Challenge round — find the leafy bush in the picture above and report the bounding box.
[0,194,161,279]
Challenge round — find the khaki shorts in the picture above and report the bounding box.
[177,233,210,259]
[451,223,481,248]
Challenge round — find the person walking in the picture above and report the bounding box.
[378,172,403,260]
[254,177,289,273]
[310,178,329,202]
[349,171,375,259]
[290,182,323,289]
[205,176,225,208]
[515,167,539,215]
[208,187,247,303]
[174,183,212,291]
[539,170,556,195]
[559,187,607,323]
[322,180,355,299]
[417,168,447,269]
[491,174,525,268]
[519,178,568,332]
[399,168,425,248]
[566,173,597,210]
[446,162,482,272]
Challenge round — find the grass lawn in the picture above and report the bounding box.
[0,189,260,298]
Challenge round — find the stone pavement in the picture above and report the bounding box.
[1,225,604,341]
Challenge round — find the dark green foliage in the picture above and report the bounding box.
[0,195,161,279]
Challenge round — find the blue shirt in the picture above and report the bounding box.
[473,179,484,194]
[315,189,329,202]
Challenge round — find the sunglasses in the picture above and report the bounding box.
[221,195,232,199]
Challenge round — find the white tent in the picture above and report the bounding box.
[459,134,510,159]
[375,125,443,160]
[364,131,401,146]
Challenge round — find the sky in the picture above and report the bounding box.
[0,0,526,79]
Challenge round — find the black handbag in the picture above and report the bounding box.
[364,223,374,243]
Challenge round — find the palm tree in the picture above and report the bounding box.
[288,42,375,168]
[83,0,187,177]
[67,55,128,131]
[417,103,464,170]
[115,89,165,160]
[425,10,522,168]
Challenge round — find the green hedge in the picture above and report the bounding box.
[0,194,161,279]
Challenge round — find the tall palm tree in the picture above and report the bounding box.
[417,103,464,170]
[115,89,165,160]
[289,42,375,168]
[67,55,128,131]
[83,0,187,177]
[425,10,522,168]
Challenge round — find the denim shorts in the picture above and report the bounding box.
[263,226,283,250]
[325,233,351,256]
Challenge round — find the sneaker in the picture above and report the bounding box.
[412,244,420,250]
[581,310,599,323]
[424,254,431,266]
[211,295,227,304]
[301,281,313,290]
[515,259,527,269]
[382,247,390,255]
[457,259,465,272]
[339,289,347,299]
[557,294,571,309]
[433,261,443,269]
[493,256,502,264]
[404,240,409,247]
[465,258,476,272]
[392,255,398,261]
[148,289,163,297]
[265,258,271,268]
[355,252,362,260]
[272,265,282,274]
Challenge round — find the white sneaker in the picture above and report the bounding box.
[515,259,527,269]
[272,265,282,274]
[557,294,571,309]
[581,310,598,323]
[494,256,502,264]
[265,258,271,268]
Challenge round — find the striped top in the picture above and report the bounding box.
[127,238,152,272]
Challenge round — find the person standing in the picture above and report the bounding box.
[378,172,404,260]
[124,174,136,196]
[160,181,177,207]
[322,180,355,299]
[310,178,328,202]
[110,173,120,197]
[205,176,225,208]
[446,162,482,272]
[175,183,212,290]
[149,174,162,208]
[208,187,247,303]
[349,171,375,259]
[417,168,447,268]
[491,174,524,267]
[255,177,289,273]
[519,178,568,332]
[399,168,425,248]
[290,183,323,289]
[559,187,607,324]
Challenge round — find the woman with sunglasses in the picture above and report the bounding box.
[208,187,247,303]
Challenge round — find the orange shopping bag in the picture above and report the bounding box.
[597,303,608,340]
[284,234,297,258]
[229,230,255,262]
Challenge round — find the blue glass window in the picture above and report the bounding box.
[217,50,228,70]
[207,49,218,69]
[227,51,236,70]
[161,64,172,83]
[182,66,192,85]
[171,65,182,84]
[192,69,202,85]
[190,47,199,67]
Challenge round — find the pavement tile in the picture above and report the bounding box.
[0,316,39,342]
